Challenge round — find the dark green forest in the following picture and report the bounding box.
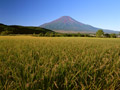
[0,23,54,35]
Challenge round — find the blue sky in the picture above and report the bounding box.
[0,0,120,31]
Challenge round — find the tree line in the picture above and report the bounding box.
[96,29,117,38]
[34,32,91,37]
[34,30,118,38]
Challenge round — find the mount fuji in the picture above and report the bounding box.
[40,16,118,33]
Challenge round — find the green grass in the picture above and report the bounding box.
[0,36,120,90]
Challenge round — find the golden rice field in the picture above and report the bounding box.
[0,36,120,90]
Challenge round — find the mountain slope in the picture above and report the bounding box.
[40,16,118,33]
[0,23,54,34]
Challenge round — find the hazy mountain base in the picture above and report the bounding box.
[54,30,95,34]
[54,30,119,34]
